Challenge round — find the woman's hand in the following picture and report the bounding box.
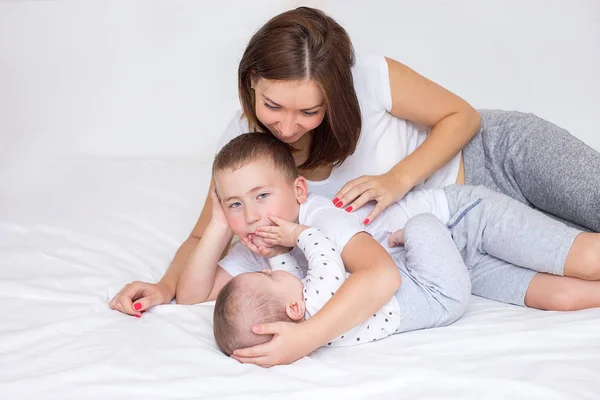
[230,321,319,368]
[254,214,308,248]
[109,280,173,317]
[332,171,412,224]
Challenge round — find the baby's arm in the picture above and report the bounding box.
[268,252,304,279]
[297,228,347,314]
[255,215,345,283]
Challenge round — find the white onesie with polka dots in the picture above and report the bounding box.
[269,227,402,347]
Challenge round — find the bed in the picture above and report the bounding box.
[1,158,599,399]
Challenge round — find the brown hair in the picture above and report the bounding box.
[238,6,361,170]
[213,274,293,356]
[212,132,299,183]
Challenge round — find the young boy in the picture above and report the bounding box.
[182,133,600,355]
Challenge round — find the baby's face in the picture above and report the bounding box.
[215,158,306,249]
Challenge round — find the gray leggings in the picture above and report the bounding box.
[394,213,471,332]
[444,184,580,306]
[463,110,600,232]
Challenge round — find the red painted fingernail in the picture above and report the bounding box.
[335,201,343,208]
[333,198,339,204]
[140,310,146,314]
[134,314,141,318]
[345,206,353,212]
[363,218,370,225]
[133,303,141,311]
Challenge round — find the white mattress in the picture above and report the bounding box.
[1,158,599,400]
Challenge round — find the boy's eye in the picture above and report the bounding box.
[257,193,269,199]
[229,202,241,209]
[264,103,280,111]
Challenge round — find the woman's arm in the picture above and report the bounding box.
[159,179,221,297]
[385,57,481,188]
[334,57,480,223]
[176,220,234,304]
[231,232,401,367]
[109,177,233,315]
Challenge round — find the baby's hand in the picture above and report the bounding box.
[254,214,308,248]
[241,234,291,258]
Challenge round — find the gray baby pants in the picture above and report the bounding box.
[444,184,581,306]
[393,214,472,332]
[464,110,600,232]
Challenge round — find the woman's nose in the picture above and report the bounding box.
[279,115,297,137]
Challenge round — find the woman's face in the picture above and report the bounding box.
[253,78,326,144]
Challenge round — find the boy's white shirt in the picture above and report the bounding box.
[218,189,452,347]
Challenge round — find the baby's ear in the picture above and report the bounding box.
[294,176,309,204]
[286,301,306,321]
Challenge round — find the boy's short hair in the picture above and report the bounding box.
[213,274,293,355]
[212,132,299,182]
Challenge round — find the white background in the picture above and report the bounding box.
[2,3,600,398]
[1,0,599,168]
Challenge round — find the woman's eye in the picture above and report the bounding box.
[257,193,269,199]
[229,202,241,209]
[264,103,280,111]
[302,110,319,116]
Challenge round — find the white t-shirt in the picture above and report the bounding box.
[216,53,462,199]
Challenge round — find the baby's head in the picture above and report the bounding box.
[213,269,305,355]
[213,132,308,248]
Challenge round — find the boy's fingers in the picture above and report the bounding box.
[258,246,274,257]
[230,355,271,367]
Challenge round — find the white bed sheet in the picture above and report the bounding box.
[1,159,599,400]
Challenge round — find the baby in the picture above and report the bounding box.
[211,132,600,356]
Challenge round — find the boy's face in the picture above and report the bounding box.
[215,158,307,248]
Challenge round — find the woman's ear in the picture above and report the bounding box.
[250,71,258,90]
[294,176,309,204]
[285,301,306,321]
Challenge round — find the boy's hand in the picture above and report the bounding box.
[209,188,230,232]
[254,214,308,248]
[241,235,291,258]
